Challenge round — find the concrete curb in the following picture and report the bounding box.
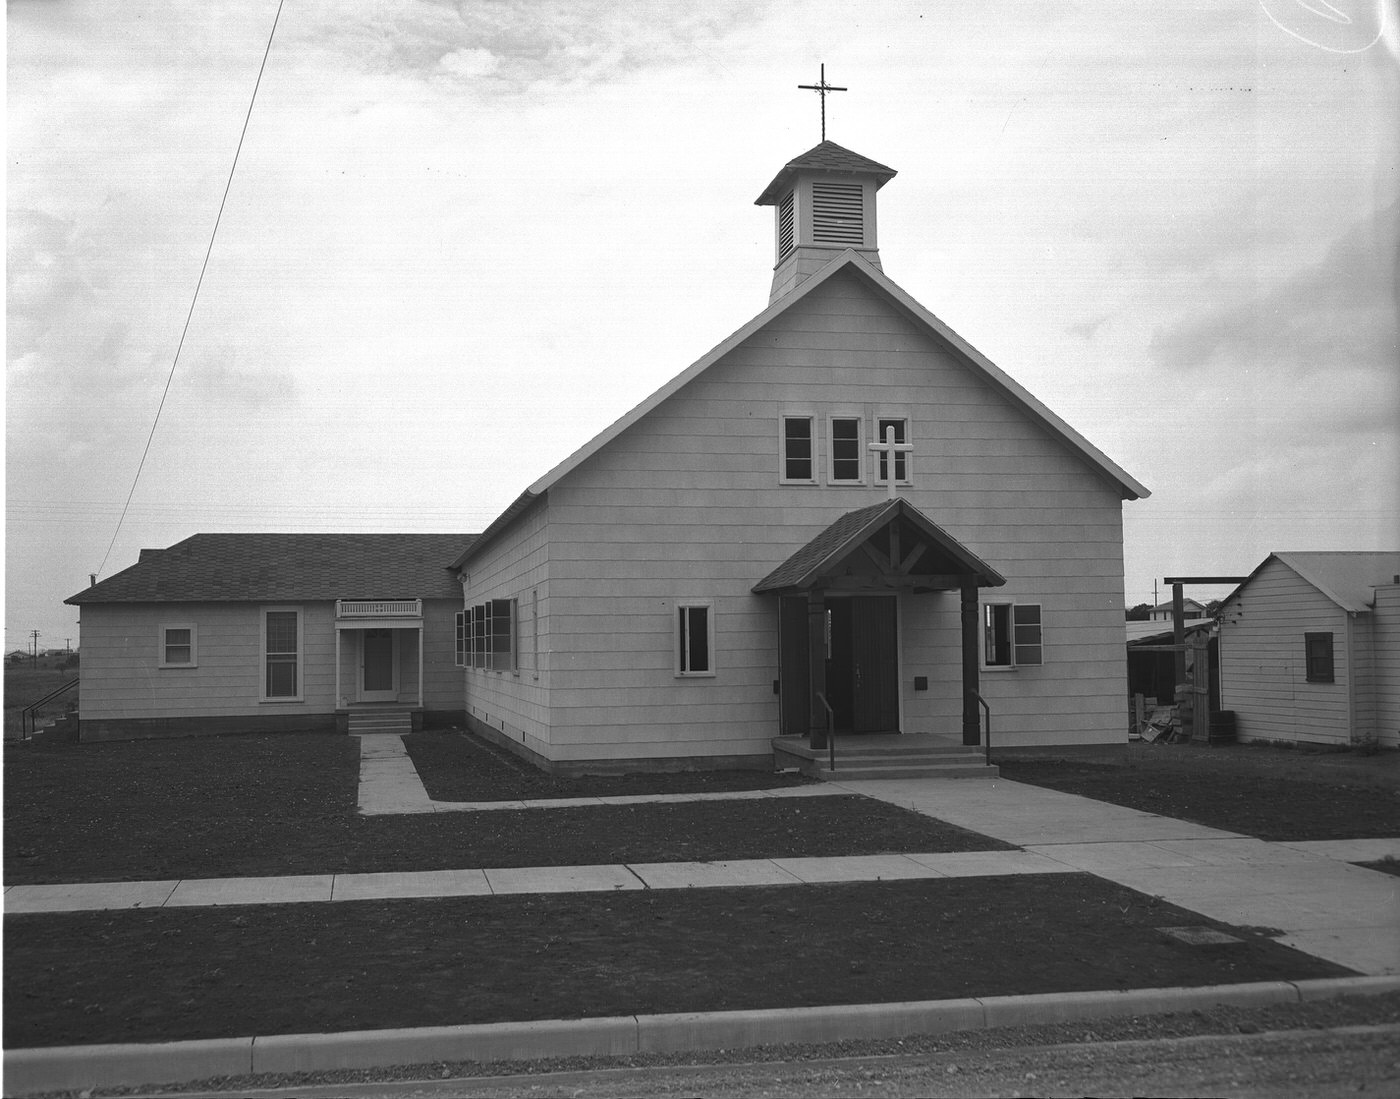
[7,975,1399,1096]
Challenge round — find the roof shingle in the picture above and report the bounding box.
[67,533,474,605]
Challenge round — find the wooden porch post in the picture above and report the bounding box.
[961,578,981,746]
[808,590,828,749]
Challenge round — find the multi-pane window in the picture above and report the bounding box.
[490,598,515,672]
[677,603,713,676]
[829,417,862,482]
[264,610,300,698]
[465,600,516,671]
[781,416,815,482]
[455,611,467,667]
[874,418,909,483]
[984,603,1043,668]
[1304,632,1334,683]
[159,625,196,667]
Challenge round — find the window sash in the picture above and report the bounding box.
[491,598,515,672]
[455,611,466,667]
[875,418,908,483]
[984,603,1043,668]
[161,626,194,667]
[782,416,815,482]
[829,417,862,482]
[678,604,712,675]
[264,610,300,698]
[1304,632,1334,683]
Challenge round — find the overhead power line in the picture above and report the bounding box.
[95,0,287,580]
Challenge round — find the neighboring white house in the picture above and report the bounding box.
[1148,598,1206,622]
[451,140,1149,773]
[66,534,472,740]
[1217,551,1400,749]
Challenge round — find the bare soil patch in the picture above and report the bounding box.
[403,729,814,801]
[3,733,1007,885]
[998,742,1400,841]
[2,874,1350,1049]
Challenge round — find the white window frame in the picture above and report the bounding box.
[455,611,467,667]
[982,602,1044,670]
[676,600,716,678]
[873,415,912,487]
[827,413,865,485]
[260,606,304,702]
[779,412,817,485]
[158,622,198,668]
[490,598,516,673]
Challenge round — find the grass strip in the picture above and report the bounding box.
[998,759,1400,841]
[403,730,814,801]
[3,874,1351,1049]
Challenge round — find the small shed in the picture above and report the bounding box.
[1217,551,1400,749]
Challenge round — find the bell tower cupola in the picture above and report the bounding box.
[755,140,897,303]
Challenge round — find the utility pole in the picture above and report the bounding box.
[30,629,41,668]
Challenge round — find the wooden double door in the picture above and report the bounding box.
[780,594,899,735]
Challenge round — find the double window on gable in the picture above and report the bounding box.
[780,413,908,486]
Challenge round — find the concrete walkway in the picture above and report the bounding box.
[830,777,1400,976]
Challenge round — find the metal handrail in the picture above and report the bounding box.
[21,678,79,740]
[972,690,991,765]
[815,692,836,771]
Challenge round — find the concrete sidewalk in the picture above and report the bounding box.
[831,776,1400,976]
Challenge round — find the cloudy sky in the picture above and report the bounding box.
[7,0,1397,650]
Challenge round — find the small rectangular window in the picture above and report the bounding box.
[677,603,714,676]
[264,609,300,699]
[1304,632,1334,683]
[829,416,862,482]
[455,611,467,667]
[159,624,196,668]
[781,415,815,483]
[874,418,908,483]
[984,603,1043,668]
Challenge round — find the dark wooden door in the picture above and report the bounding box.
[778,596,810,737]
[850,597,899,732]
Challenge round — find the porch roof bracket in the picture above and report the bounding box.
[752,498,1005,595]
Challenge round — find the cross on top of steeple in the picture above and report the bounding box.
[798,63,846,142]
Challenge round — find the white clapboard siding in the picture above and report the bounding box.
[453,267,1131,763]
[1219,558,1353,745]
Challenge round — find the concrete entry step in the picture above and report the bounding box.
[772,734,998,781]
[347,710,413,736]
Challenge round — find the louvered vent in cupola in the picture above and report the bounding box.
[777,191,795,260]
[811,181,864,245]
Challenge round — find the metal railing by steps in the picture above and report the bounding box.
[772,733,999,781]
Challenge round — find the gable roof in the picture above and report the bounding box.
[754,140,898,205]
[1222,551,1400,614]
[67,533,473,605]
[753,498,1005,593]
[453,250,1148,571]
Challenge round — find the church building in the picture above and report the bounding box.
[68,138,1147,769]
[452,139,1148,771]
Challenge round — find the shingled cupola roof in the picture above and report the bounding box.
[755,140,897,303]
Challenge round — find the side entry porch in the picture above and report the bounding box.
[334,599,425,736]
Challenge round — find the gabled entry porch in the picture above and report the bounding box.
[754,499,1004,750]
[334,599,425,734]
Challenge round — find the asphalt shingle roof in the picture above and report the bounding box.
[66,533,474,605]
[755,140,897,205]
